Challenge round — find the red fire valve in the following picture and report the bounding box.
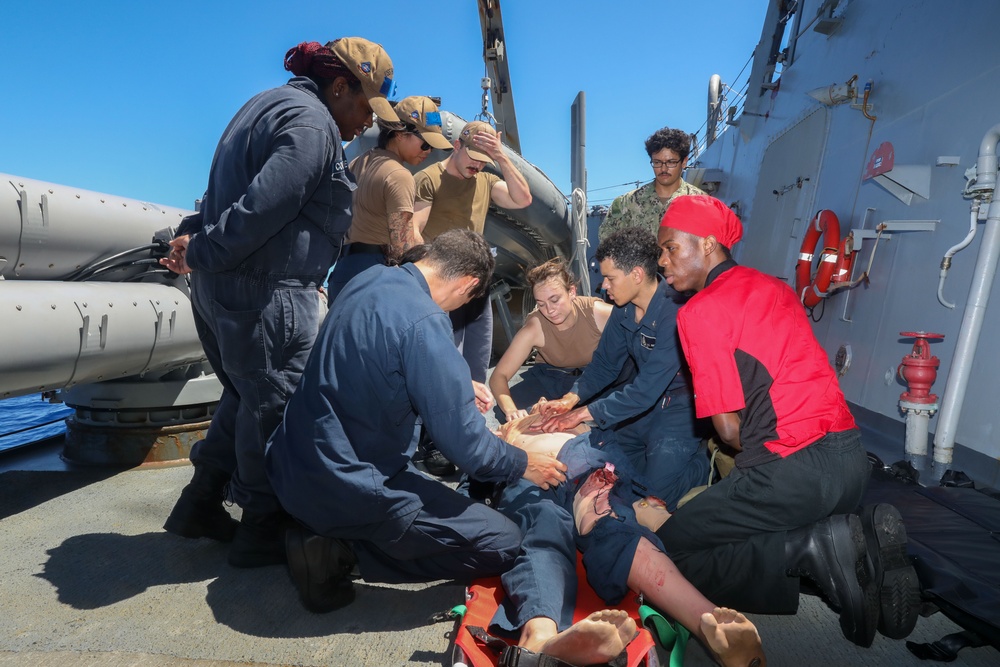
[898,331,944,404]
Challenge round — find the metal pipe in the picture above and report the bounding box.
[933,124,1000,465]
[904,409,930,470]
[861,81,877,121]
[933,198,1000,466]
[570,92,591,295]
[937,202,981,308]
[972,123,1000,193]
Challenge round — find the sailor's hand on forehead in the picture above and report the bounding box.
[472,130,503,159]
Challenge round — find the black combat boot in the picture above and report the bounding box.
[163,464,238,542]
[785,513,879,647]
[285,525,357,613]
[228,509,291,568]
[417,426,456,477]
[860,503,920,639]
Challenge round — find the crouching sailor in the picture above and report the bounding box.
[655,195,919,647]
[265,229,567,612]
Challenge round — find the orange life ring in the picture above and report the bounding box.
[795,210,841,308]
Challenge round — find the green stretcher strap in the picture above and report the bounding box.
[638,605,688,667]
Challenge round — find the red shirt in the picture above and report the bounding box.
[678,262,856,467]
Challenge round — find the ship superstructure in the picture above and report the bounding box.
[688,0,1000,486]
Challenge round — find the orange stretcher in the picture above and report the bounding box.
[446,555,688,667]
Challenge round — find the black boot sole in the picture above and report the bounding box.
[832,514,879,647]
[861,503,920,639]
[285,526,356,613]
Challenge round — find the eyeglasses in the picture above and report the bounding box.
[650,159,682,169]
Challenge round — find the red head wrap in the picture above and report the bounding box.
[284,41,349,79]
[660,195,743,249]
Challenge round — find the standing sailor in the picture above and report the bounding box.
[326,95,452,300]
[598,126,704,241]
[160,38,398,568]
[410,120,533,474]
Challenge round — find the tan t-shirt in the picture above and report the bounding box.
[527,296,604,368]
[347,148,415,245]
[414,161,501,240]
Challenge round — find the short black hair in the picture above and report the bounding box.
[423,229,495,298]
[594,227,660,282]
[645,127,693,160]
[397,243,429,265]
[376,119,418,149]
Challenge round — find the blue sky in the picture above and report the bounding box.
[3,0,767,210]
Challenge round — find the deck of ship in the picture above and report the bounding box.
[0,427,997,666]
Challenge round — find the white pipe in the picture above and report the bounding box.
[570,187,591,296]
[937,202,981,308]
[933,199,1000,465]
[904,410,930,457]
[933,124,1000,465]
[973,124,1000,193]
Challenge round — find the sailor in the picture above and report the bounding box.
[598,126,705,241]
[264,229,568,613]
[159,38,398,567]
[410,120,533,475]
[536,227,709,509]
[488,257,613,423]
[654,195,918,647]
[326,95,452,301]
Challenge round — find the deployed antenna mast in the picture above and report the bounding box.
[478,0,521,153]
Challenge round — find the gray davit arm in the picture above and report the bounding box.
[1,173,205,400]
[1,281,205,400]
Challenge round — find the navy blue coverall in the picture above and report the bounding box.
[570,278,708,508]
[266,263,529,583]
[181,76,353,516]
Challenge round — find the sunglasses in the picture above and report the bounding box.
[405,126,431,151]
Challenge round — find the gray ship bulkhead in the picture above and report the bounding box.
[689,0,1000,488]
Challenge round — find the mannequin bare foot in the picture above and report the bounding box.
[700,607,766,667]
[518,617,559,653]
[541,609,637,665]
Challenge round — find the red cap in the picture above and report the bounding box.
[660,195,742,248]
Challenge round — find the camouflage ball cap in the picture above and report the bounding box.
[330,37,399,122]
[394,96,453,150]
[459,120,497,162]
